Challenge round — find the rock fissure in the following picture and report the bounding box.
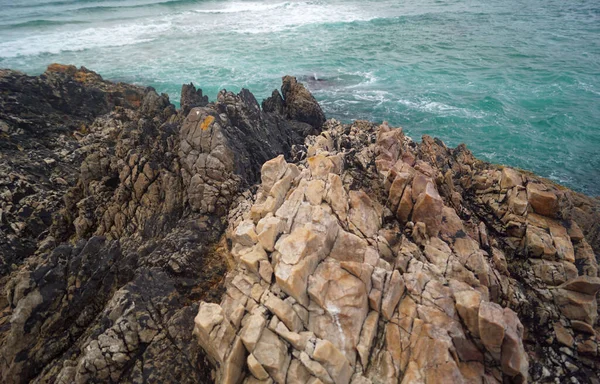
[1,66,599,383]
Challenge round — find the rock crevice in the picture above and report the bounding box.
[0,66,598,384]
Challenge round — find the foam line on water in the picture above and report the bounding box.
[0,21,171,57]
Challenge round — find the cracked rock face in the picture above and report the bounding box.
[1,65,599,384]
[0,67,321,383]
[195,120,600,384]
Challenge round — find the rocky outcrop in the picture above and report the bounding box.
[1,65,599,384]
[0,66,322,383]
[195,120,600,383]
[0,64,149,272]
[271,75,326,130]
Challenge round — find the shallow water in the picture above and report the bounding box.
[1,0,599,195]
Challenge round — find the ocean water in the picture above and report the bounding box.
[1,0,599,195]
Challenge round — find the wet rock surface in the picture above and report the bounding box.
[1,66,599,384]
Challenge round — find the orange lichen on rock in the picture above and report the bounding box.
[200,115,215,131]
[46,63,77,74]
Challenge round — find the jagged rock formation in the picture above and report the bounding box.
[0,65,323,383]
[0,64,599,384]
[194,121,600,383]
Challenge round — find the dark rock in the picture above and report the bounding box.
[281,75,326,130]
[180,82,209,116]
[262,89,285,115]
[0,65,321,383]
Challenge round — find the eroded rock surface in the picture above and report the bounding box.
[195,120,600,383]
[0,68,322,383]
[1,65,598,384]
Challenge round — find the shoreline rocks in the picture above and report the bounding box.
[0,65,598,383]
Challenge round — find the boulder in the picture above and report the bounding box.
[527,183,559,217]
[281,76,326,129]
[478,302,506,354]
[411,182,444,237]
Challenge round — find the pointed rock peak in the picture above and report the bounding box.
[280,75,326,130]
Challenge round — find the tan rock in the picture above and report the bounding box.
[253,328,291,383]
[248,353,270,380]
[241,246,269,276]
[221,291,247,329]
[223,336,247,384]
[500,168,522,189]
[570,320,596,335]
[549,231,575,263]
[525,225,556,258]
[527,183,558,217]
[559,275,600,295]
[381,270,405,320]
[553,322,574,347]
[272,321,311,350]
[194,303,236,364]
[553,288,598,325]
[313,339,353,384]
[401,361,424,384]
[348,191,381,238]
[454,290,482,337]
[368,288,382,312]
[308,154,336,180]
[307,261,369,361]
[330,230,368,263]
[453,336,484,362]
[276,180,306,232]
[256,216,284,252]
[262,155,288,193]
[574,240,599,277]
[234,219,259,247]
[388,172,412,211]
[356,311,379,369]
[385,322,402,377]
[411,182,444,237]
[275,253,319,307]
[576,339,598,356]
[531,259,577,286]
[263,293,303,332]
[478,301,506,354]
[259,260,274,283]
[340,262,373,293]
[325,173,349,221]
[300,352,334,384]
[240,312,267,352]
[306,179,326,205]
[567,221,585,242]
[500,309,528,380]
[396,185,413,224]
[276,227,322,265]
[411,173,431,200]
[287,359,313,384]
[491,248,509,275]
[507,188,528,216]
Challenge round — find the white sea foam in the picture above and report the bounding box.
[353,90,392,105]
[0,0,385,57]
[0,20,171,57]
[398,98,486,118]
[191,1,292,14]
[187,1,380,34]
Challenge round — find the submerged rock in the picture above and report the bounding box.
[0,65,599,384]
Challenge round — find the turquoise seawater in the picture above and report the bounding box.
[1,0,599,195]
